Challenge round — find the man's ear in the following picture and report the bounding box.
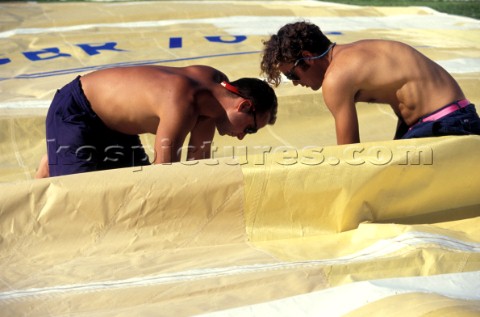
[301,50,315,65]
[237,99,252,113]
[301,50,314,58]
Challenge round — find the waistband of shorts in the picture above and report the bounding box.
[420,99,471,123]
[70,75,97,117]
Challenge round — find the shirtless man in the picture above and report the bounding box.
[260,21,480,144]
[36,65,277,177]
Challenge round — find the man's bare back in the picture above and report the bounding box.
[81,65,226,135]
[261,21,479,144]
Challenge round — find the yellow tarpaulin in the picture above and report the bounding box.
[0,1,479,316]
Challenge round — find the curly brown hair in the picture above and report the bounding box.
[260,21,332,87]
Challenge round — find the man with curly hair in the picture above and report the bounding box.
[261,21,480,144]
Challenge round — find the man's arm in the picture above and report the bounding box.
[153,100,197,164]
[323,79,360,144]
[154,124,191,164]
[186,117,216,161]
[332,100,360,145]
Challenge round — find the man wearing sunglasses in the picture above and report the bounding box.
[261,21,480,144]
[35,65,277,177]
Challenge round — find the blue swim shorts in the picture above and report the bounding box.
[46,76,150,177]
[395,100,480,139]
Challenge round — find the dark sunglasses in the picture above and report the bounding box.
[243,108,258,134]
[284,59,304,81]
[221,81,258,135]
[284,42,337,81]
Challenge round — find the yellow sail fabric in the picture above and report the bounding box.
[1,1,479,316]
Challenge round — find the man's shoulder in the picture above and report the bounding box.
[185,65,228,83]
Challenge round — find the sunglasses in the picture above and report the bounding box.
[221,81,258,134]
[284,59,304,81]
[284,42,337,81]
